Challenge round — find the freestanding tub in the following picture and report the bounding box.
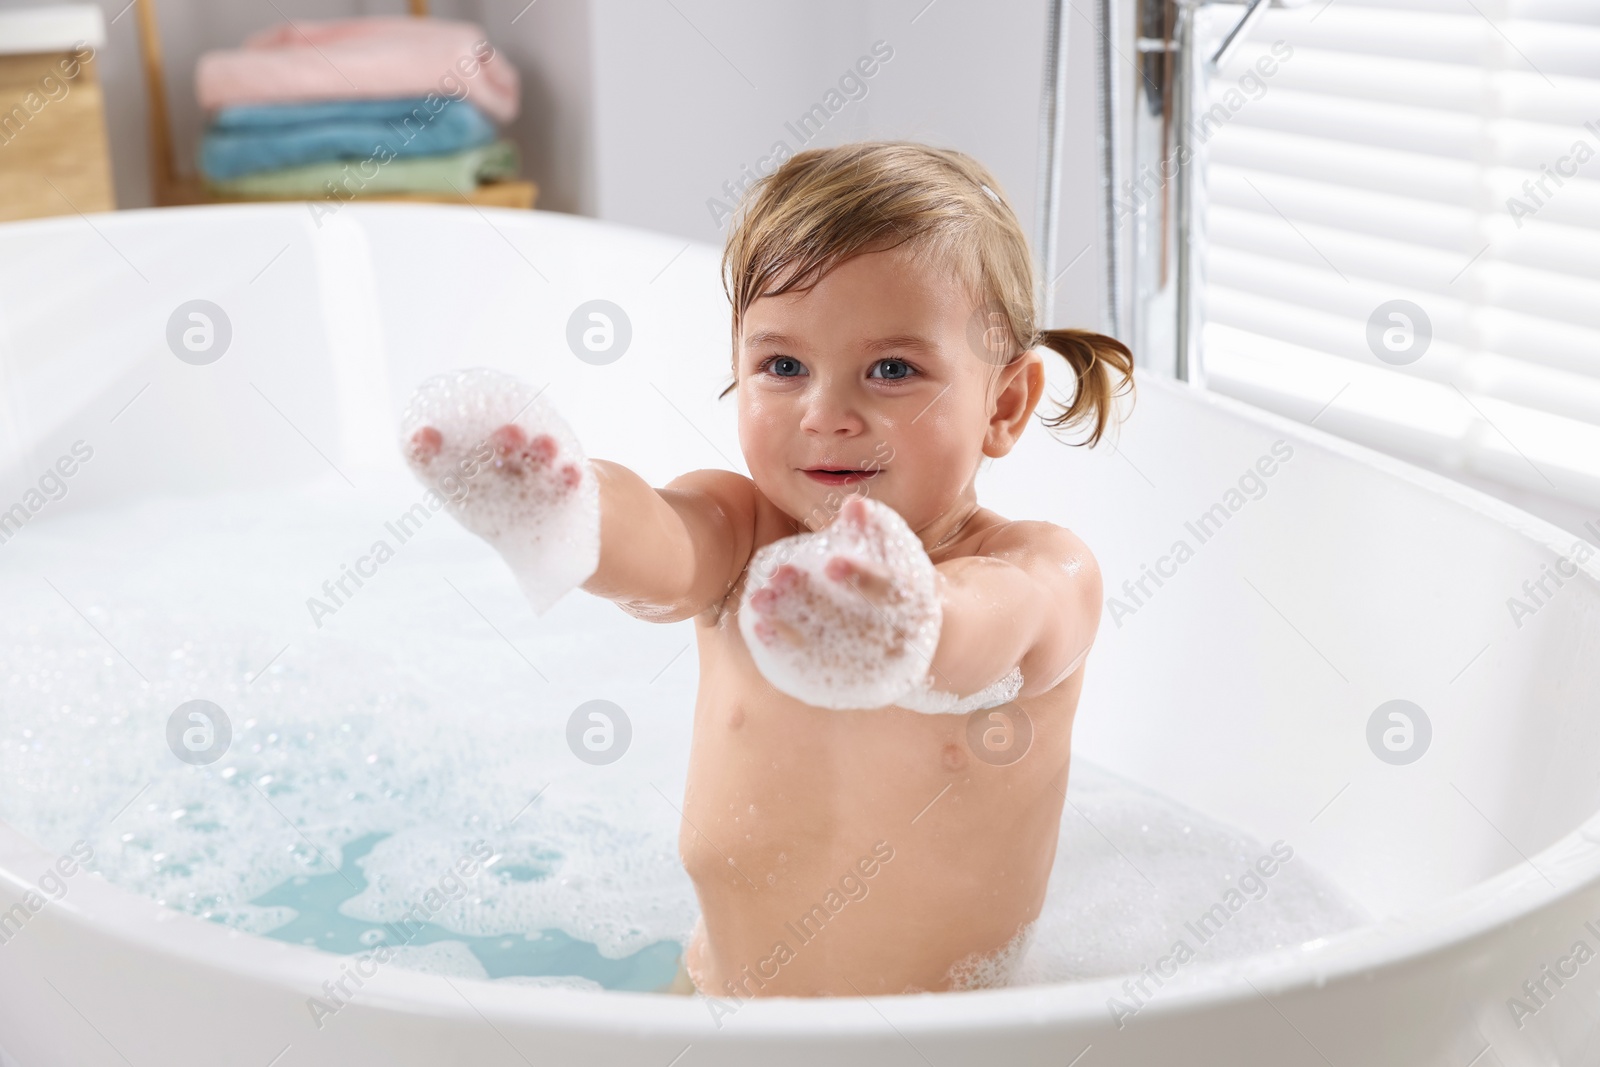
[2,204,1599,1066]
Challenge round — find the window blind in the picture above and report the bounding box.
[1201,0,1600,511]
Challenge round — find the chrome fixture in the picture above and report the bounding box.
[1036,0,1304,384]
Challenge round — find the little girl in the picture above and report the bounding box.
[401,141,1135,997]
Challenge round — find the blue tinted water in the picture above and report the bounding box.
[243,831,682,991]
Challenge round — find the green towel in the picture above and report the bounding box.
[205,140,519,199]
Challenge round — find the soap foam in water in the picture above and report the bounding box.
[898,664,1024,715]
[1011,766,1372,989]
[945,919,1037,991]
[398,367,600,616]
[0,482,1371,993]
[739,497,941,710]
[0,479,697,990]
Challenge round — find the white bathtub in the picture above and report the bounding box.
[2,204,1599,1066]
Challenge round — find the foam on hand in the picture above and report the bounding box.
[397,367,600,615]
[738,496,942,711]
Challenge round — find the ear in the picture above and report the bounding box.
[983,349,1045,458]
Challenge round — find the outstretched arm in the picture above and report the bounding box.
[400,371,753,624]
[582,462,757,623]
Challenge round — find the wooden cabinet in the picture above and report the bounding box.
[0,43,116,222]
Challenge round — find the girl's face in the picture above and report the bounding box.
[735,242,1044,542]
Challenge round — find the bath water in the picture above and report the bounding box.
[0,476,1370,993]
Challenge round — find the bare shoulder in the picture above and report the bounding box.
[974,519,1103,695]
[973,519,1102,599]
[661,467,759,519]
[658,467,761,563]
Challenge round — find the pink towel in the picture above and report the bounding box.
[196,17,519,124]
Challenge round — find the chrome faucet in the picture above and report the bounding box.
[1036,0,1308,385]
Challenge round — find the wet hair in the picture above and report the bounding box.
[718,140,1135,446]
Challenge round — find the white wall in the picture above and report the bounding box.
[0,0,1108,331]
[582,0,1105,337]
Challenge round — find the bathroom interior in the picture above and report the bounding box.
[1,0,1599,1064]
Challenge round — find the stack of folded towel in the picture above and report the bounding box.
[194,17,521,199]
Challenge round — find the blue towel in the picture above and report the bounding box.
[198,96,497,181]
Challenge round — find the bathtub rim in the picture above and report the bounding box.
[1,812,1595,1039]
[4,202,1600,1038]
[0,200,707,272]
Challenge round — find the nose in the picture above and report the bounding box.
[797,376,867,438]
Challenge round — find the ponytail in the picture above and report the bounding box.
[1033,328,1136,448]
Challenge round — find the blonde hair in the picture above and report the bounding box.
[718,140,1135,446]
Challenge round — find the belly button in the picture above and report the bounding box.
[941,741,967,772]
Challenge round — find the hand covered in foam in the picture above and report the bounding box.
[398,367,600,615]
[738,496,943,710]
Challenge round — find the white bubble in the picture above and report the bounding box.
[945,919,1038,991]
[383,940,489,979]
[398,367,600,616]
[899,664,1024,715]
[1008,764,1370,987]
[738,497,941,710]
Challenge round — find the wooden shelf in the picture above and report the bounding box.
[165,177,538,210]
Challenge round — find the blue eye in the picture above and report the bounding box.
[762,356,805,378]
[756,356,917,380]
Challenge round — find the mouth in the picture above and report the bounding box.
[802,468,881,486]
